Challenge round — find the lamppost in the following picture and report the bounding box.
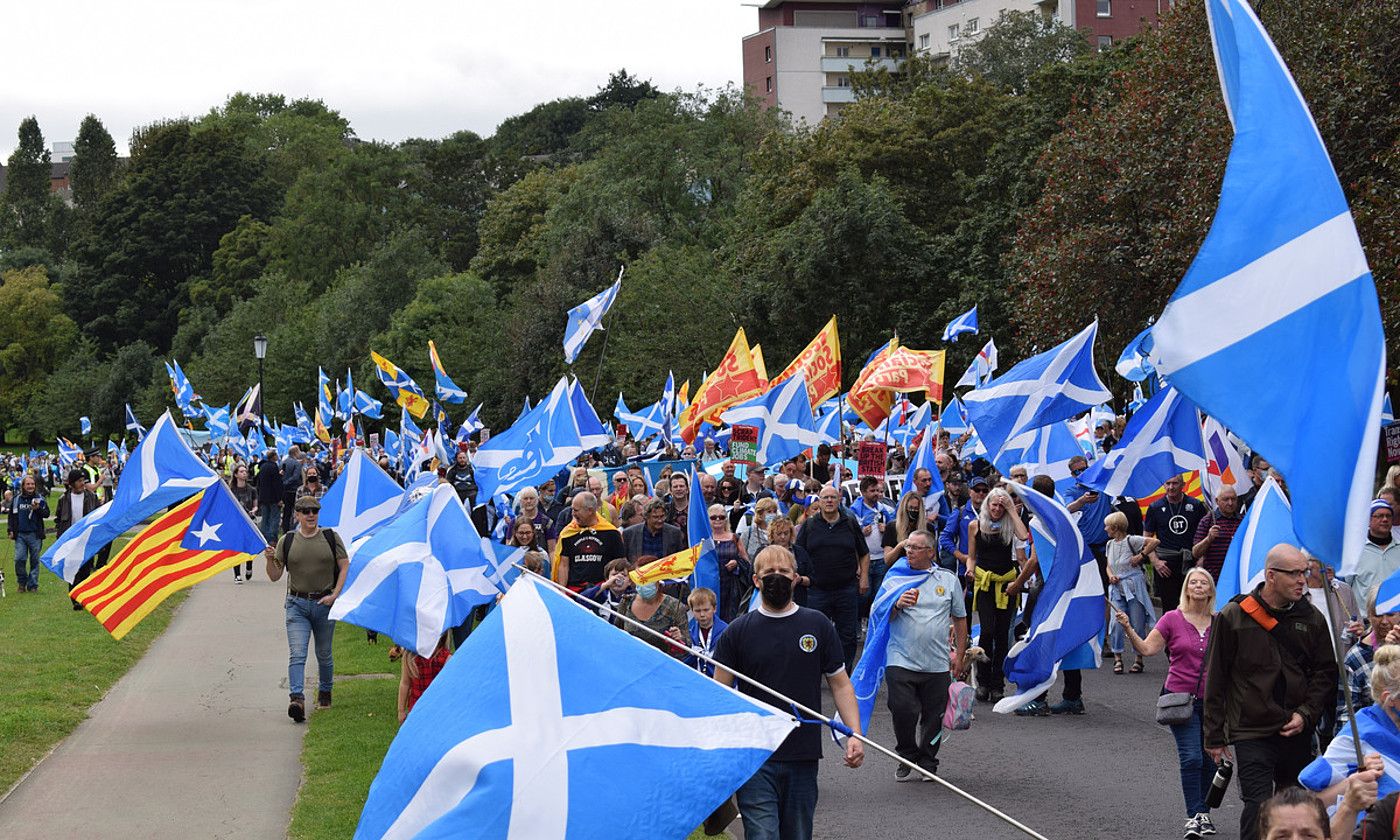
[253,334,268,433]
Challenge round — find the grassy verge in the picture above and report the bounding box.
[0,530,186,794]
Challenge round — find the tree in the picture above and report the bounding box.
[69,114,120,211]
[1,117,53,250]
[402,131,495,271]
[0,266,79,435]
[953,11,1091,94]
[587,69,660,113]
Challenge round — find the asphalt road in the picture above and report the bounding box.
[793,659,1245,840]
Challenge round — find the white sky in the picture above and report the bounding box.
[0,0,758,157]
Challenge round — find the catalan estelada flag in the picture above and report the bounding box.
[72,480,267,639]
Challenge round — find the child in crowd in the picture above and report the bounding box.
[398,632,451,725]
[685,587,728,677]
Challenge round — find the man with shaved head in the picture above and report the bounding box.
[1203,544,1338,840]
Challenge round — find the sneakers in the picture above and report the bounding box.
[1195,814,1216,836]
[317,690,332,709]
[1050,698,1086,715]
[1183,815,1202,839]
[288,695,306,723]
[234,574,244,584]
[895,764,913,782]
[1014,699,1050,717]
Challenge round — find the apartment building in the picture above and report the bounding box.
[911,0,1173,61]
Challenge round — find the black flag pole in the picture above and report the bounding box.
[589,265,625,407]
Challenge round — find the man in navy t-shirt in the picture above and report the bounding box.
[715,545,865,840]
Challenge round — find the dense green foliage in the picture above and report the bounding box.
[1,2,1395,444]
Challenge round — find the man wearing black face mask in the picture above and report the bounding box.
[714,545,865,840]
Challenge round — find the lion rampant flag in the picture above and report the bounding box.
[680,328,763,443]
[629,543,703,585]
[866,347,947,404]
[770,315,842,409]
[71,481,267,639]
[847,340,898,428]
[313,407,332,444]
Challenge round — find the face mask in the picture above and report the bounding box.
[636,583,659,600]
[760,573,793,607]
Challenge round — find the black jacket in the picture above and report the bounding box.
[254,459,283,507]
[55,489,101,537]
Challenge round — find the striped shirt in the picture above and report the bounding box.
[1192,511,1242,580]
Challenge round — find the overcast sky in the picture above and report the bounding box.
[1,0,757,158]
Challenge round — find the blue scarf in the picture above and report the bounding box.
[850,559,930,733]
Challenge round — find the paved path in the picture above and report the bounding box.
[0,573,305,840]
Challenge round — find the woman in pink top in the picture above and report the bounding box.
[1116,566,1219,840]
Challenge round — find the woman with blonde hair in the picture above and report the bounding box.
[1105,509,1161,675]
[882,490,927,568]
[966,486,1029,702]
[1118,566,1219,839]
[738,497,779,561]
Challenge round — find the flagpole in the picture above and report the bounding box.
[514,566,1051,840]
[589,266,625,406]
[1321,579,1366,769]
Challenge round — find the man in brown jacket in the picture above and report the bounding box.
[1204,544,1338,840]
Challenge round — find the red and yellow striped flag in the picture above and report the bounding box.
[1136,471,1206,515]
[72,492,254,639]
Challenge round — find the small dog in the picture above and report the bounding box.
[960,645,990,692]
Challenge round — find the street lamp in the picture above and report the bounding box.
[253,334,268,432]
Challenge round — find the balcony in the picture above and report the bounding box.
[821,86,857,104]
[820,56,901,73]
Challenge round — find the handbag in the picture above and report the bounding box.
[1156,623,1206,726]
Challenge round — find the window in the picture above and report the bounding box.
[948,23,960,40]
[919,33,930,50]
[870,46,881,58]
[765,76,773,93]
[835,46,850,57]
[837,76,851,88]
[862,14,879,27]
[1097,0,1111,16]
[966,18,979,34]
[1098,35,1113,49]
[764,45,772,63]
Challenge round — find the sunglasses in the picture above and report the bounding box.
[709,514,725,520]
[296,507,319,514]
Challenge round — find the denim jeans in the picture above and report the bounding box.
[735,759,819,840]
[14,533,41,590]
[259,505,281,544]
[1168,698,1216,816]
[285,595,335,697]
[807,583,860,672]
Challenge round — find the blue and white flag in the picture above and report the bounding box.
[721,373,820,466]
[318,367,335,422]
[996,422,1084,499]
[319,449,404,547]
[354,575,794,839]
[568,378,611,451]
[994,484,1106,713]
[562,267,623,364]
[1299,703,1400,805]
[615,394,665,440]
[889,401,932,449]
[461,403,484,436]
[330,485,502,656]
[125,403,146,440]
[165,360,201,417]
[56,438,81,466]
[1149,0,1384,575]
[814,406,844,445]
[688,469,722,614]
[955,338,998,389]
[1384,394,1395,427]
[42,412,218,582]
[1216,477,1300,608]
[850,559,933,732]
[1115,325,1157,382]
[1078,387,1206,499]
[474,378,584,500]
[354,389,384,420]
[962,321,1111,460]
[1375,567,1400,617]
[1128,383,1147,414]
[902,426,945,517]
[660,371,676,445]
[940,395,971,436]
[79,416,91,436]
[942,305,978,343]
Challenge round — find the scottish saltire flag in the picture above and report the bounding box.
[1128,383,1147,414]
[1376,567,1400,617]
[320,449,404,547]
[568,378,611,450]
[337,371,355,420]
[1149,0,1384,575]
[962,322,1111,460]
[562,267,623,364]
[1299,704,1400,806]
[1078,387,1206,499]
[1115,326,1157,382]
[293,402,314,439]
[903,426,945,517]
[57,438,81,465]
[354,389,384,420]
[1385,394,1395,427]
[997,423,1083,498]
[942,305,978,343]
[1216,478,1300,608]
[474,378,584,500]
[940,395,971,436]
[428,340,467,404]
[661,371,676,444]
[722,373,821,466]
[318,367,335,421]
[814,406,844,445]
[688,469,722,614]
[42,413,218,582]
[383,429,401,461]
[955,338,998,389]
[400,409,423,477]
[330,485,500,656]
[165,360,201,417]
[79,416,91,436]
[890,402,932,449]
[461,403,484,436]
[107,440,119,459]
[995,485,1106,712]
[372,351,432,419]
[1202,415,1252,500]
[125,403,146,439]
[355,575,794,839]
[851,559,931,732]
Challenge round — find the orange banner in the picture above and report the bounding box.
[770,316,842,409]
[866,347,946,404]
[680,328,763,443]
[847,340,898,428]
[751,344,769,390]
[629,543,701,585]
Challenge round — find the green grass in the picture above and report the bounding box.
[0,529,186,794]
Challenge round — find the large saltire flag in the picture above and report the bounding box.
[319,449,404,548]
[1078,387,1207,499]
[474,378,585,500]
[770,315,843,409]
[72,479,266,639]
[847,340,898,429]
[428,340,467,404]
[371,350,432,419]
[43,412,219,582]
[961,321,1111,460]
[721,373,821,467]
[866,347,947,404]
[353,576,795,839]
[679,328,763,444]
[1149,0,1384,573]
